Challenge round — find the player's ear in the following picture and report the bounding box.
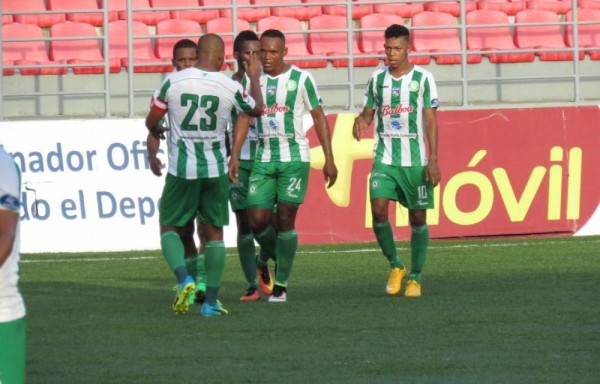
[283,46,288,57]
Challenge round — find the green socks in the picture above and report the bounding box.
[274,230,298,287]
[238,233,258,288]
[204,241,226,305]
[373,221,403,268]
[160,231,188,283]
[254,225,277,266]
[184,254,198,281]
[410,225,429,282]
[196,253,207,291]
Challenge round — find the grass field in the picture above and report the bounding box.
[20,235,600,384]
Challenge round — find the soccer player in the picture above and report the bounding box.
[246,29,338,303]
[146,39,208,305]
[145,34,263,316]
[353,24,441,298]
[0,145,26,384]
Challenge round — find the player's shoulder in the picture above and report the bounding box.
[412,65,436,79]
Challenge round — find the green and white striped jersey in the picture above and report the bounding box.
[364,65,439,167]
[256,65,323,163]
[229,73,258,162]
[151,67,255,179]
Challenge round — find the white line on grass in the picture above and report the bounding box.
[21,238,599,264]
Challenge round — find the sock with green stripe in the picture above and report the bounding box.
[274,230,298,286]
[196,253,207,291]
[409,225,429,282]
[254,225,277,267]
[160,231,188,283]
[185,254,198,281]
[238,233,258,288]
[373,221,403,269]
[204,241,226,305]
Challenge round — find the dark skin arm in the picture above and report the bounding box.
[424,107,441,187]
[0,210,18,268]
[244,55,264,117]
[146,133,163,176]
[145,108,168,139]
[352,106,375,141]
[228,113,252,183]
[310,106,338,188]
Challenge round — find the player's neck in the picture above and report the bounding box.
[232,70,245,83]
[388,63,413,78]
[265,63,291,77]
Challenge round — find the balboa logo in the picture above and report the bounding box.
[286,80,297,91]
[409,81,420,92]
[381,105,413,116]
[263,103,290,115]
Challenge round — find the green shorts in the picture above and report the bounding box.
[369,162,434,210]
[160,173,230,227]
[229,160,253,212]
[247,161,310,209]
[0,316,26,384]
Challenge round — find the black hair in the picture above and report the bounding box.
[233,30,259,53]
[172,38,198,58]
[384,24,410,42]
[260,29,286,44]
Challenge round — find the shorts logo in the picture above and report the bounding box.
[371,180,380,189]
[409,81,420,92]
[231,191,239,200]
[249,185,257,195]
[286,80,297,91]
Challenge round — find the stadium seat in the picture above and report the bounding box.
[102,0,170,25]
[372,2,424,18]
[411,11,482,64]
[2,15,13,25]
[579,0,600,10]
[108,20,171,72]
[514,9,582,60]
[423,1,476,16]
[204,0,270,22]
[476,0,527,15]
[152,0,219,24]
[466,9,535,62]
[565,9,600,59]
[49,21,121,74]
[205,17,252,69]
[3,0,66,27]
[307,14,379,67]
[525,0,572,14]
[155,19,203,60]
[2,22,67,75]
[303,0,373,20]
[254,0,321,21]
[256,15,327,68]
[48,0,118,27]
[358,13,405,55]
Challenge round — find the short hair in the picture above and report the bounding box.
[260,29,285,44]
[233,30,259,53]
[384,24,410,42]
[172,38,198,58]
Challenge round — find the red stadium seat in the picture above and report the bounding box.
[49,21,121,74]
[423,1,476,16]
[476,0,527,15]
[515,9,583,60]
[101,0,170,25]
[152,0,219,24]
[2,22,67,75]
[3,0,66,27]
[412,11,482,64]
[48,0,118,27]
[257,15,327,68]
[155,19,203,60]
[579,0,600,10]
[204,0,270,22]
[565,9,600,59]
[307,14,379,67]
[2,15,13,25]
[205,17,252,69]
[466,9,535,62]
[372,2,424,18]
[108,20,171,72]
[358,13,405,55]
[525,0,572,14]
[254,0,321,21]
[303,0,373,20]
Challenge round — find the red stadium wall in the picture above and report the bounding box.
[298,106,600,243]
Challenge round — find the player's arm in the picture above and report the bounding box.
[146,133,163,177]
[424,107,441,187]
[353,107,375,141]
[244,54,264,116]
[310,106,338,188]
[0,209,18,268]
[228,113,252,183]
[145,107,168,139]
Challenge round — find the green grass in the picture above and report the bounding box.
[21,236,600,384]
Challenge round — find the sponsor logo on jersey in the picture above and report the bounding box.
[286,80,297,91]
[409,80,420,92]
[0,194,20,211]
[263,103,290,115]
[431,98,440,108]
[392,87,400,97]
[267,85,277,95]
[389,120,403,130]
[268,119,279,130]
[381,105,413,116]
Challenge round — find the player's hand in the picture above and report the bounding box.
[244,54,261,80]
[425,161,441,187]
[148,155,163,176]
[323,160,338,188]
[228,157,240,184]
[149,125,168,140]
[353,115,367,141]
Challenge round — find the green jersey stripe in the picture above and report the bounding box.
[176,140,187,177]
